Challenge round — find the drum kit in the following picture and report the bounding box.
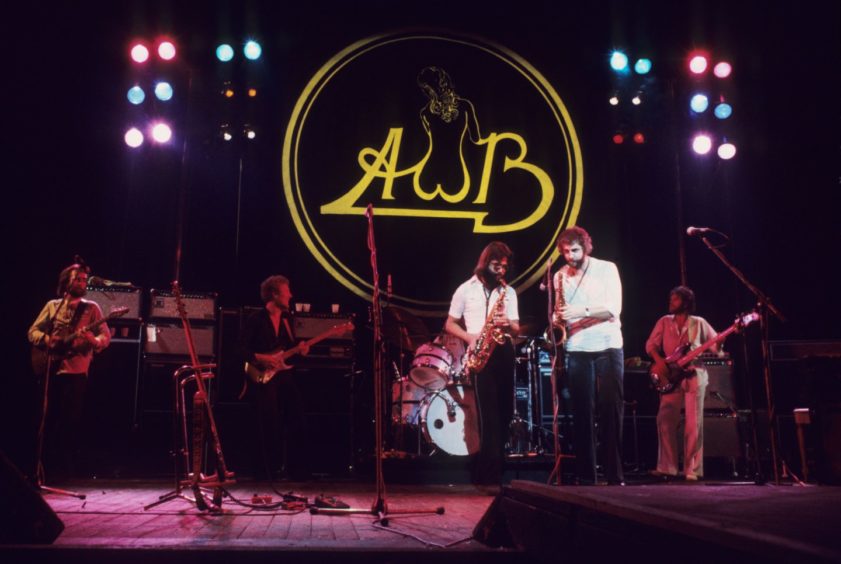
[386,308,554,458]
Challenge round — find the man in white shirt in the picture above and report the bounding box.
[446,242,519,489]
[553,227,624,485]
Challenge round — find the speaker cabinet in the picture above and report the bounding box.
[143,323,216,358]
[83,324,143,476]
[0,450,64,544]
[702,358,737,410]
[85,286,142,320]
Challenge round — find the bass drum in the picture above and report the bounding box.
[420,386,480,456]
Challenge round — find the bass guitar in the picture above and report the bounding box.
[31,306,129,376]
[649,311,759,394]
[245,321,354,384]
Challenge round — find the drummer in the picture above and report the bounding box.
[444,242,519,492]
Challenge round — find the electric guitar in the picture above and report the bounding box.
[31,306,129,376]
[649,311,759,393]
[245,321,354,384]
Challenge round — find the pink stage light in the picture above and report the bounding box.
[124,128,144,148]
[158,41,176,61]
[691,134,713,155]
[713,61,732,78]
[688,54,708,75]
[130,44,149,63]
[150,122,173,143]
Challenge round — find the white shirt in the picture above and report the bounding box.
[553,256,623,352]
[448,275,519,334]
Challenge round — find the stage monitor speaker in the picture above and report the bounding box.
[0,450,64,544]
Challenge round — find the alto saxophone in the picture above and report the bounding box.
[464,280,510,377]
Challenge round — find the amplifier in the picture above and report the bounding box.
[148,289,217,321]
[143,323,216,357]
[85,286,142,320]
[293,313,355,340]
[699,356,737,410]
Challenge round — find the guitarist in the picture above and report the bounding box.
[239,275,309,481]
[645,286,719,482]
[27,263,111,481]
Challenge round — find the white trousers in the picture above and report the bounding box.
[656,376,705,478]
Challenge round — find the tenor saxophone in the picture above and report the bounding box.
[549,271,568,346]
[464,280,510,377]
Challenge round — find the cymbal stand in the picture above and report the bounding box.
[311,204,443,523]
[144,364,217,511]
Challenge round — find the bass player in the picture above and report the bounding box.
[645,285,720,481]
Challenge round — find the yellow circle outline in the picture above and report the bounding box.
[282,31,583,314]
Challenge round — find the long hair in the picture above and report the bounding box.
[56,263,89,297]
[473,241,513,283]
[670,285,696,314]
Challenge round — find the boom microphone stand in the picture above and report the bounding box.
[311,204,443,524]
[693,230,786,484]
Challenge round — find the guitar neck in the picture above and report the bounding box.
[677,323,737,367]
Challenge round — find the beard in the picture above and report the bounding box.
[67,283,87,298]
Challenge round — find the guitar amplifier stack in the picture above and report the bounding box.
[143,289,218,359]
[293,312,355,368]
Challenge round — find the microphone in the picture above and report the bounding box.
[89,275,133,287]
[686,226,715,237]
[539,258,552,291]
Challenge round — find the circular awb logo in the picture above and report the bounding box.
[283,31,583,314]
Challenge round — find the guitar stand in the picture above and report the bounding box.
[144,364,231,512]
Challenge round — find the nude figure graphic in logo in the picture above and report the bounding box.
[415,66,482,203]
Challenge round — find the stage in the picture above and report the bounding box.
[4,478,840,563]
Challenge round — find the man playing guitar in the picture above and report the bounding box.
[239,275,310,481]
[28,262,111,482]
[645,286,720,482]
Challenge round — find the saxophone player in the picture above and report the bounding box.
[554,227,625,486]
[445,242,520,491]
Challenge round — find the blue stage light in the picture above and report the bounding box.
[154,82,173,101]
[634,58,652,74]
[690,94,709,113]
[216,44,234,62]
[714,103,733,120]
[244,40,262,61]
[127,86,145,105]
[610,51,629,72]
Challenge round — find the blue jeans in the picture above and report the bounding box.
[566,348,624,483]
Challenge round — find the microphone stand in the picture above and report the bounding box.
[695,234,786,484]
[311,205,443,524]
[34,294,86,500]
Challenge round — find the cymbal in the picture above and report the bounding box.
[382,306,430,351]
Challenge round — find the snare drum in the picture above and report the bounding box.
[409,342,453,390]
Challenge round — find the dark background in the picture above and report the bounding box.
[3,0,839,477]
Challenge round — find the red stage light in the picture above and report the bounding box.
[612,133,625,145]
[633,132,645,144]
